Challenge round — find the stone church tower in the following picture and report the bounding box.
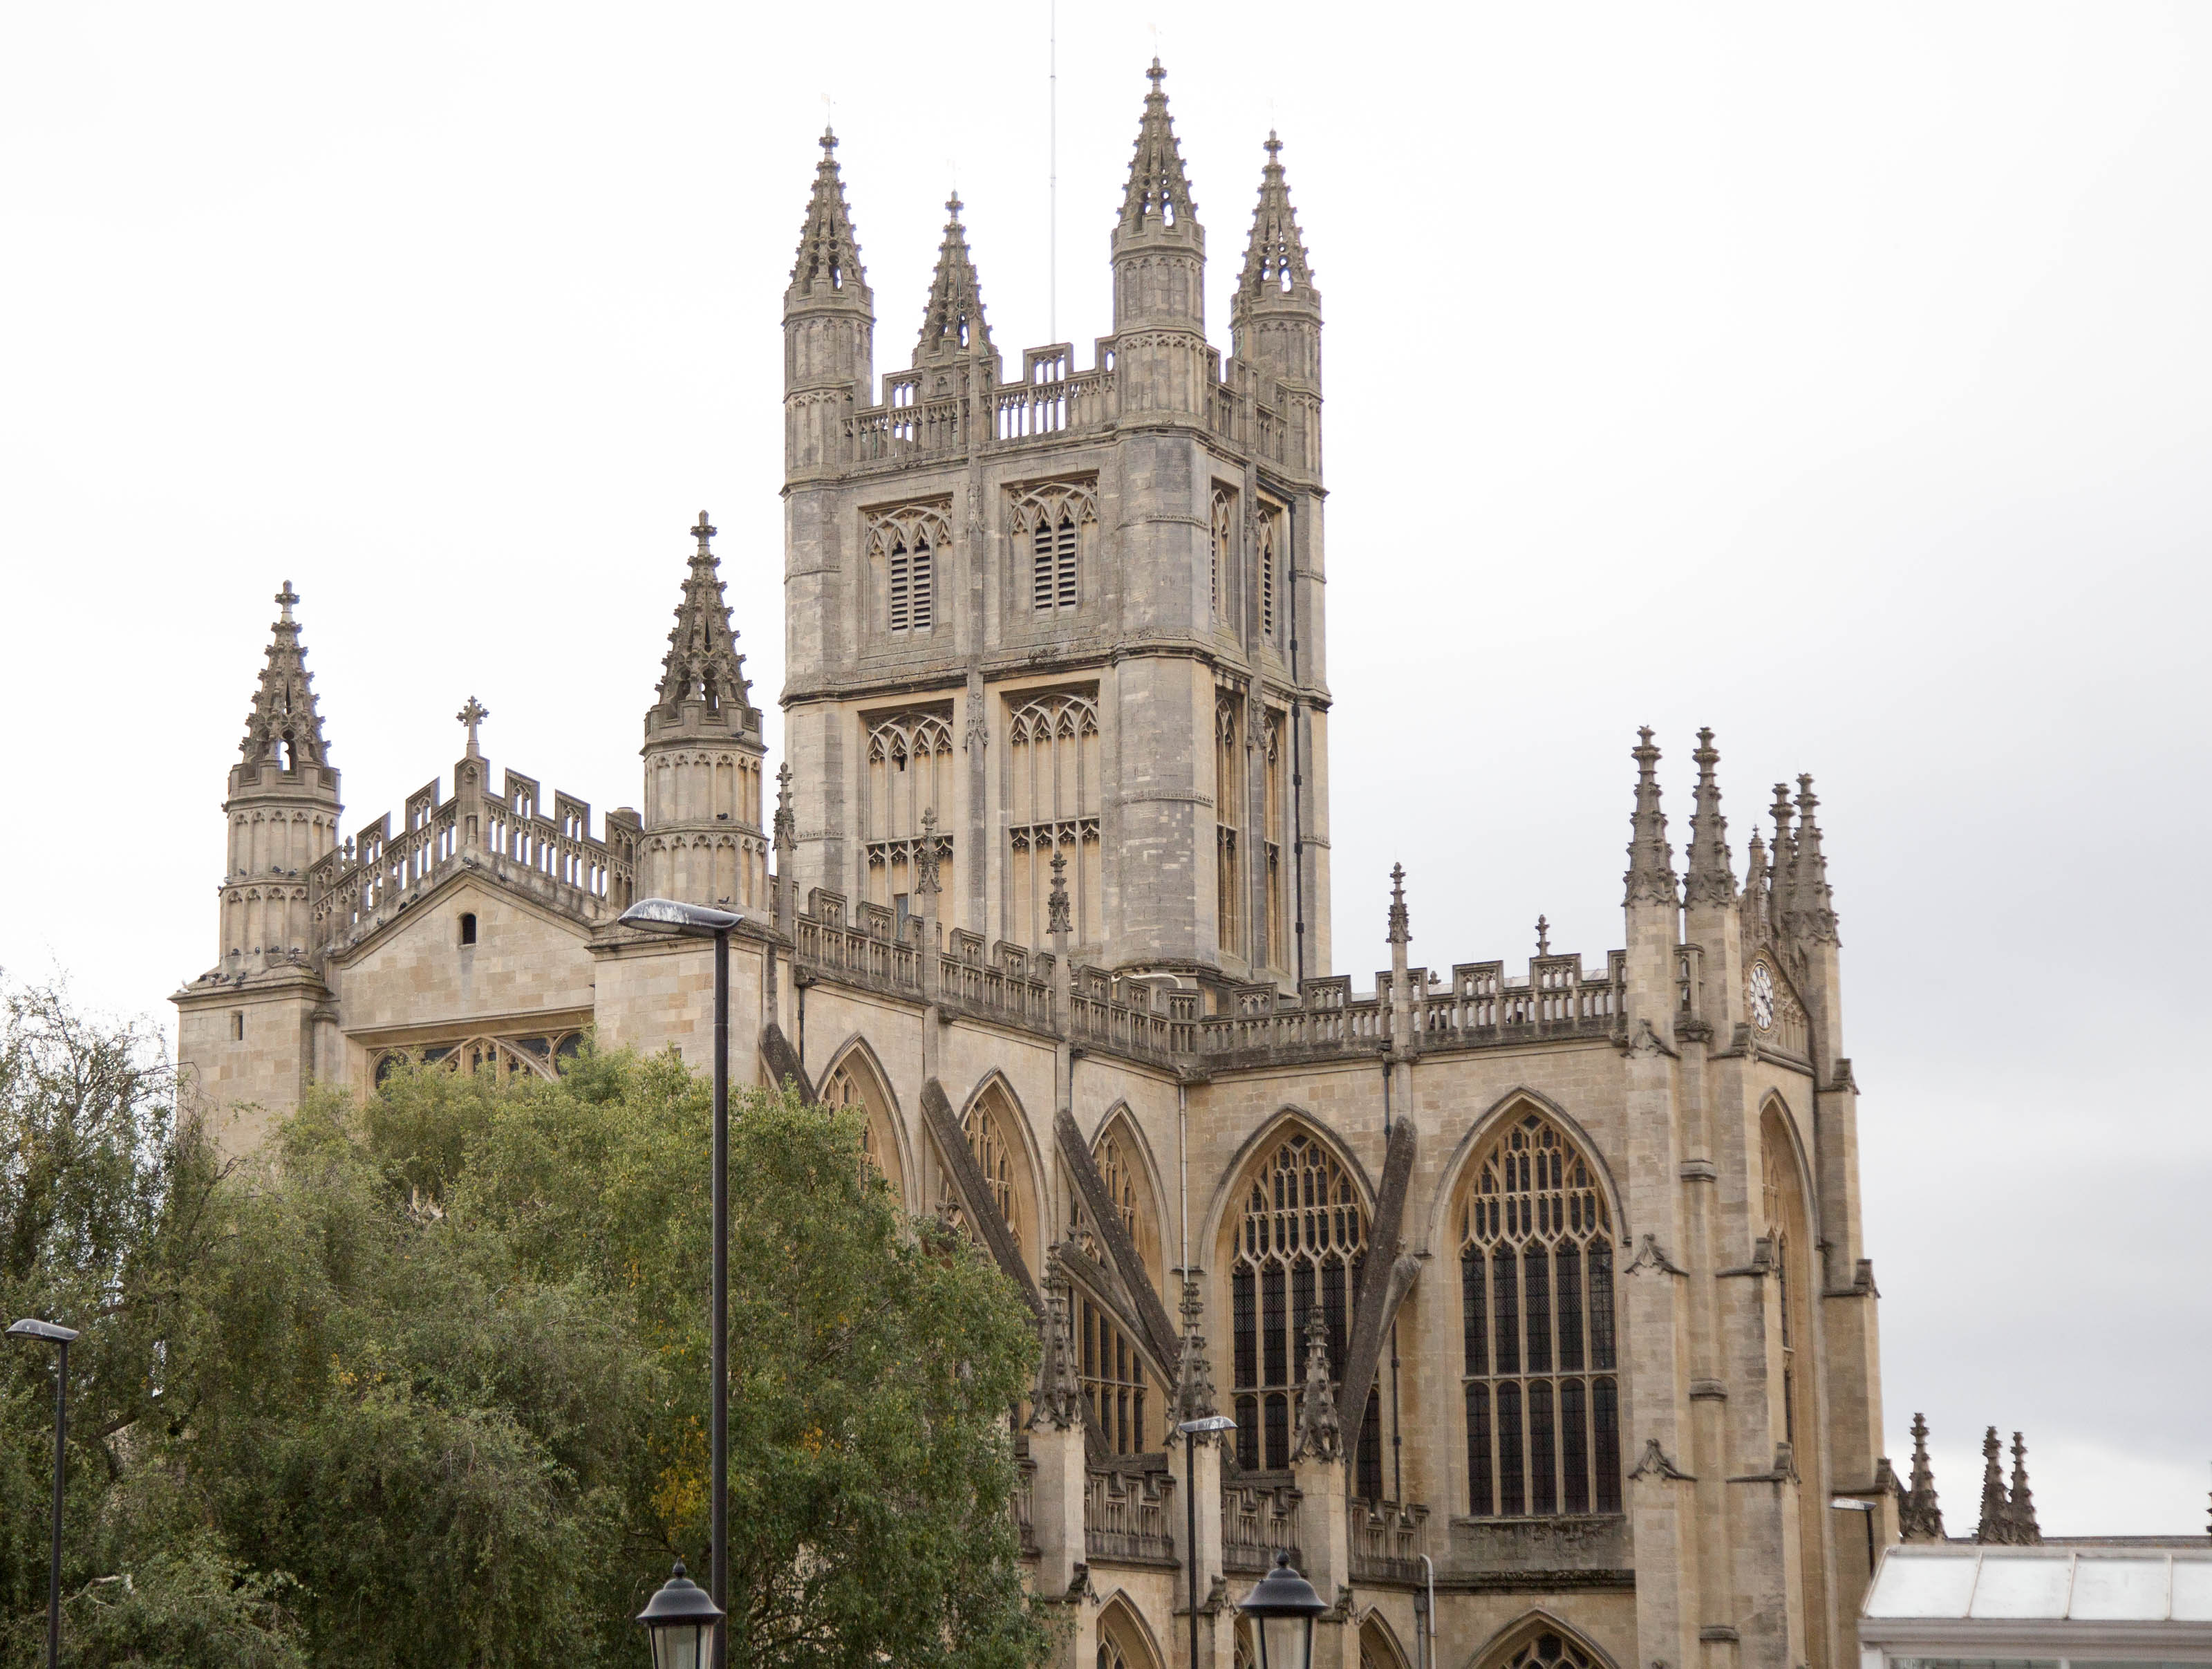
[176,62,1897,1669]
[779,64,1331,989]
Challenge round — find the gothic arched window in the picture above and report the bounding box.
[1492,1630,1597,1669]
[1065,1117,1166,1456]
[1006,692,1100,946]
[867,504,947,636]
[1210,487,1235,624]
[823,1050,906,1207]
[1255,503,1282,641]
[1215,692,1242,955]
[1459,1112,1622,1518]
[1010,483,1095,619]
[953,1082,1035,1261]
[1230,1128,1376,1477]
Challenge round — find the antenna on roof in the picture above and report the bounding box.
[1049,0,1057,344]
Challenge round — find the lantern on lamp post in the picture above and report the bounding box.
[1239,1550,1328,1669]
[635,1558,723,1669]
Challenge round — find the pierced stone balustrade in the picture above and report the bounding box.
[1084,1463,1177,1565]
[1348,1498,1431,1585]
[1221,1476,1303,1574]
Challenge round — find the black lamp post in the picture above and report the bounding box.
[8,1318,78,1669]
[636,1558,724,1669]
[618,898,743,1669]
[1177,1413,1236,1669]
[1239,1551,1328,1669]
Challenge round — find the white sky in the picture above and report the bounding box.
[3,3,2206,1536]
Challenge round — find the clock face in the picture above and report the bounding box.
[1747,962,1777,1032]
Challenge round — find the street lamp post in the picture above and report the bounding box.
[8,1318,79,1669]
[1177,1414,1236,1669]
[636,1558,724,1669]
[618,899,743,1669]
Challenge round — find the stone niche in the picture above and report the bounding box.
[1449,1516,1630,1573]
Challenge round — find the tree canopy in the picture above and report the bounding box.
[0,978,1051,1668]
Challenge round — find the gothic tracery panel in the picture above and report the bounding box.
[864,710,954,921]
[823,1047,907,1206]
[1006,691,1100,947]
[865,503,949,635]
[1459,1111,1622,1518]
[1009,482,1096,617]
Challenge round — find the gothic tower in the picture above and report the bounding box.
[778,64,1332,990]
[638,513,769,910]
[174,581,344,1145]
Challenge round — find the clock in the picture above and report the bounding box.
[1747,961,1777,1032]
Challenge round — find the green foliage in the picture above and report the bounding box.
[0,978,1050,1668]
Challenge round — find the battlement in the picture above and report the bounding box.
[838,339,1300,474]
[307,761,637,957]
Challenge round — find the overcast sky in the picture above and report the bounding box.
[3,3,2207,1535]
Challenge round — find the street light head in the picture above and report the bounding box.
[1239,1551,1327,1669]
[6,1320,77,1346]
[636,1558,722,1669]
[1178,1415,1237,1435]
[619,898,744,938]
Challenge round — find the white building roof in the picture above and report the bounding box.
[1863,1545,2212,1657]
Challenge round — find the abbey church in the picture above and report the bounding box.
[176,62,1895,1669]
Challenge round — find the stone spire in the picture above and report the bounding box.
[1897,1412,1946,1542]
[1624,728,1678,908]
[650,512,758,734]
[238,581,330,773]
[1683,727,1736,908]
[2006,1432,2042,1544]
[786,129,871,310]
[1032,1251,1084,1430]
[1118,59,1199,241]
[1236,133,1317,311]
[1290,1307,1342,1462]
[1172,1272,1218,1426]
[913,192,993,368]
[1975,1426,2010,1542]
[1787,775,1839,944]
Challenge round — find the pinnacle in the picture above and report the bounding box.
[1684,726,1736,909]
[1624,727,1678,908]
[1118,59,1200,239]
[1899,1411,1946,1541]
[238,579,330,770]
[787,126,870,308]
[1237,128,1316,307]
[913,190,992,366]
[1785,774,1839,944]
[653,512,757,730]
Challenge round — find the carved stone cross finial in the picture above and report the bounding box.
[945,192,963,220]
[819,126,837,156]
[1264,131,1283,162]
[456,696,489,754]
[1386,863,1409,947]
[691,511,716,555]
[1147,57,1166,88]
[1536,915,1550,955]
[274,580,299,621]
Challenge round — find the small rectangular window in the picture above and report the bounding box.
[1032,519,1077,613]
[459,912,478,946]
[229,1011,244,1041]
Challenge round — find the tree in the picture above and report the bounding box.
[0,978,1053,1669]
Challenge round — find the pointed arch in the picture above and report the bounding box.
[1423,1087,1628,1254]
[952,1070,1045,1269]
[1081,1101,1168,1289]
[1094,1592,1165,1669]
[1453,1100,1624,1522]
[1358,1612,1414,1669]
[1198,1103,1376,1277]
[1464,1610,1622,1669]
[818,1035,913,1211]
[1212,1110,1375,1475]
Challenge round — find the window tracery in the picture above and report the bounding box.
[866,504,948,635]
[1229,1128,1378,1479]
[1490,1630,1597,1669]
[1211,487,1235,624]
[864,711,954,916]
[1064,1119,1165,1456]
[823,1052,906,1204]
[1216,692,1243,955]
[1009,483,1096,618]
[953,1084,1034,1258]
[372,1030,580,1088]
[1256,503,1282,641]
[1006,691,1100,944]
[1459,1112,1622,1518]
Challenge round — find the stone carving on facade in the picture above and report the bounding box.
[1629,1439,1693,1482]
[1032,1251,1084,1431]
[1289,1306,1342,1463]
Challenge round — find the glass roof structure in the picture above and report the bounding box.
[1862,1546,2212,1668]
